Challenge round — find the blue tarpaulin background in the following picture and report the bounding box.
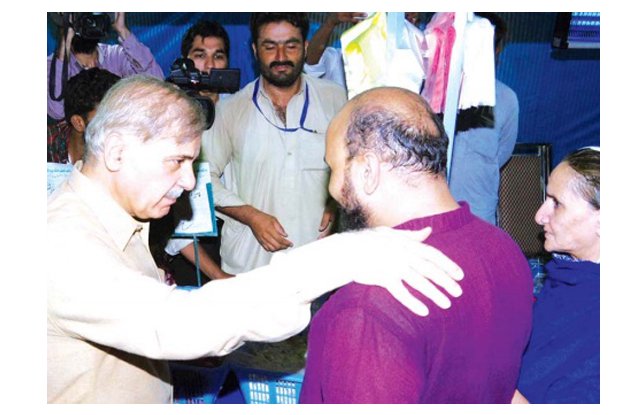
[47,12,599,167]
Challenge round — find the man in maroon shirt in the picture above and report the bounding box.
[300,87,533,403]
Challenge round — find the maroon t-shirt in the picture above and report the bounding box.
[300,202,533,403]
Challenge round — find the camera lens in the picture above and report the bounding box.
[73,12,112,40]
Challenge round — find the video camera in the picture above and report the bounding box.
[71,13,114,39]
[47,12,115,108]
[49,12,114,40]
[166,58,241,130]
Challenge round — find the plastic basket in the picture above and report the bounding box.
[170,362,230,404]
[232,365,304,404]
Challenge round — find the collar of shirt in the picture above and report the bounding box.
[545,254,600,287]
[393,201,472,235]
[552,252,600,264]
[256,73,306,102]
[67,161,150,252]
[254,74,322,134]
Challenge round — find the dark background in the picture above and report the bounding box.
[47,12,600,168]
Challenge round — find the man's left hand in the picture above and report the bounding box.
[113,12,131,40]
[273,226,464,316]
[317,206,336,239]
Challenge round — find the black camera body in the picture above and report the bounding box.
[49,12,114,40]
[166,58,241,130]
[71,13,114,39]
[167,58,240,94]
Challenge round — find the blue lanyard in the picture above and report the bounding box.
[252,78,319,134]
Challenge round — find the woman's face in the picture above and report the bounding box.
[534,162,600,261]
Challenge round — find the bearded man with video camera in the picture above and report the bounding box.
[47,12,164,122]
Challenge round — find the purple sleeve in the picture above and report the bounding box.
[103,33,164,79]
[308,305,425,403]
[47,55,66,120]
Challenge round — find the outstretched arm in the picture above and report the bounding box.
[49,224,463,360]
[109,12,164,79]
[112,12,131,41]
[270,226,464,316]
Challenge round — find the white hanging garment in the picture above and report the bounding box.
[341,12,426,99]
[458,15,497,110]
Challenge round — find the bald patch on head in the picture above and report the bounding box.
[335,86,449,177]
[350,87,441,138]
[328,100,353,141]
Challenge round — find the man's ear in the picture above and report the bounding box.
[102,133,125,172]
[303,40,309,59]
[358,152,382,195]
[69,114,87,133]
[252,43,257,60]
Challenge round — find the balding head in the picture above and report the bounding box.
[325,87,456,230]
[349,87,442,137]
[332,87,448,177]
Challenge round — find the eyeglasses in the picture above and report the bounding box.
[251,78,321,134]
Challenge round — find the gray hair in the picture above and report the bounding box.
[84,75,206,162]
[563,147,600,210]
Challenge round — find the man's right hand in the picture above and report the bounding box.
[217,205,293,252]
[248,210,293,252]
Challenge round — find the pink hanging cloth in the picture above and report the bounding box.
[422,12,456,114]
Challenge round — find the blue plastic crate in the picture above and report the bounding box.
[170,362,230,404]
[232,365,304,404]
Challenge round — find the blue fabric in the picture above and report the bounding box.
[517,255,600,403]
[497,42,600,167]
[46,13,599,168]
[47,13,257,91]
[448,80,519,224]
